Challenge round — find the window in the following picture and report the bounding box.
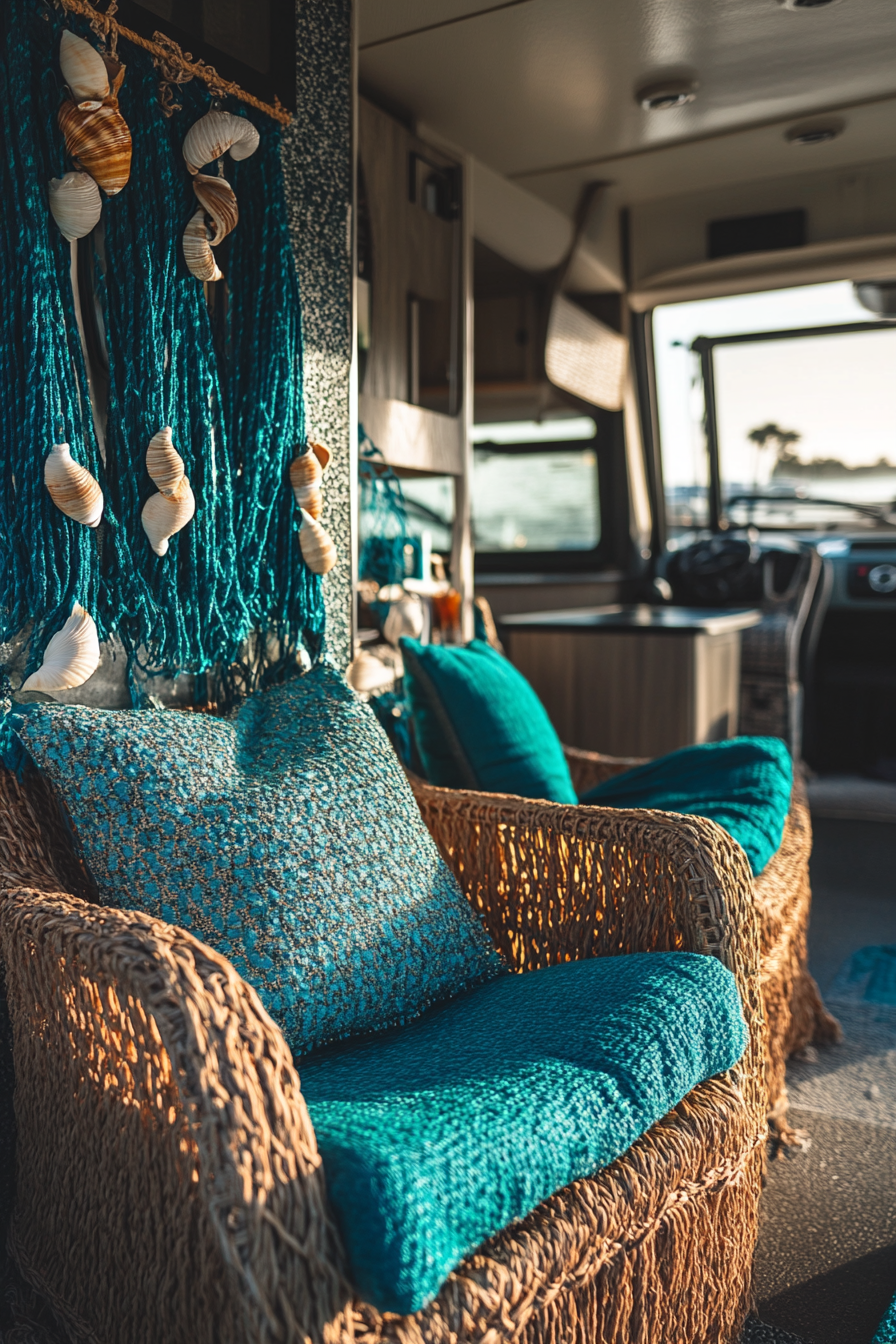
[470,419,601,563]
[653,281,895,534]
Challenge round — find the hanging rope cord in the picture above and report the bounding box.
[0,1,322,695]
[0,0,104,667]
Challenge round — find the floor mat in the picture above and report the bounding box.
[741,1315,814,1343]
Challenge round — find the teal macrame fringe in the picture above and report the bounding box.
[0,0,325,698]
[359,426,415,589]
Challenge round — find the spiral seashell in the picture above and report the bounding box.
[299,508,337,575]
[21,604,101,693]
[48,171,102,242]
[182,207,223,283]
[58,30,109,109]
[58,100,132,196]
[289,451,323,518]
[44,443,104,528]
[142,476,195,556]
[145,427,185,494]
[192,173,239,247]
[183,109,260,175]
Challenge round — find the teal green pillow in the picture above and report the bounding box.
[399,638,577,803]
[9,663,503,1055]
[301,950,747,1314]
[580,736,792,876]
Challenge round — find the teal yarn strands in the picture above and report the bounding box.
[226,113,326,670]
[95,44,250,676]
[0,0,104,670]
[359,427,413,588]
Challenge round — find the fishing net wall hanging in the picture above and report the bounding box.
[0,0,337,706]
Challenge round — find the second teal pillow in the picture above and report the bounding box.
[400,639,577,803]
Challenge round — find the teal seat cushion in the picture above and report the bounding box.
[399,638,577,803]
[580,736,793,876]
[9,663,502,1055]
[301,951,747,1314]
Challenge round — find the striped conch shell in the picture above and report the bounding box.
[192,173,239,247]
[289,441,331,520]
[58,30,109,110]
[21,604,101,693]
[299,508,337,575]
[48,171,102,242]
[58,99,132,196]
[44,443,103,528]
[183,109,260,175]
[145,427,185,493]
[182,207,223,283]
[142,476,195,557]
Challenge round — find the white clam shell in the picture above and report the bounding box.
[48,172,102,242]
[182,109,260,175]
[44,442,103,527]
[21,604,100,693]
[145,427,185,493]
[299,508,337,575]
[347,650,397,695]
[59,30,109,109]
[383,593,425,646]
[182,207,223,283]
[141,476,195,556]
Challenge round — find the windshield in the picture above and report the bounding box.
[654,282,896,533]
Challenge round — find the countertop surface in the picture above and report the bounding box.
[498,604,762,635]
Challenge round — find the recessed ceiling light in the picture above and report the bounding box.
[785,119,845,144]
[635,78,698,111]
[780,0,840,9]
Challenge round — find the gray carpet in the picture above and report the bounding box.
[752,816,896,1344]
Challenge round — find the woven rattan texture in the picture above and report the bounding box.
[0,888,353,1344]
[0,759,766,1344]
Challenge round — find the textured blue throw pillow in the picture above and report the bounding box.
[301,951,748,1314]
[400,638,577,803]
[580,736,793,876]
[11,663,503,1055]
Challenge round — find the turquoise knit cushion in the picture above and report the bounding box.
[580,736,793,876]
[400,638,577,803]
[301,951,748,1314]
[10,663,502,1055]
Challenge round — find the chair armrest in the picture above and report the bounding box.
[0,888,351,1344]
[410,778,766,1127]
[562,744,650,796]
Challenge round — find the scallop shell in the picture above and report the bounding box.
[21,604,101,693]
[182,110,260,175]
[44,442,104,527]
[58,100,132,196]
[299,508,337,575]
[145,427,185,494]
[48,171,102,242]
[141,476,195,556]
[182,207,223,283]
[59,30,109,109]
[192,173,239,247]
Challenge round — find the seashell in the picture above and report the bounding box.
[58,99,132,196]
[383,593,425,647]
[21,604,101,693]
[141,476,195,556]
[289,451,323,518]
[192,173,239,247]
[347,649,396,696]
[145,427,185,494]
[310,441,331,470]
[299,508,337,575]
[44,442,104,527]
[59,30,109,109]
[182,109,260,175]
[48,171,102,242]
[182,207,223,283]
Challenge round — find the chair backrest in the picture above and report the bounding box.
[0,763,98,903]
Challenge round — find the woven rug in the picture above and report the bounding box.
[741,1314,813,1342]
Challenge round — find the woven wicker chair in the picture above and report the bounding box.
[0,759,768,1344]
[410,743,839,1139]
